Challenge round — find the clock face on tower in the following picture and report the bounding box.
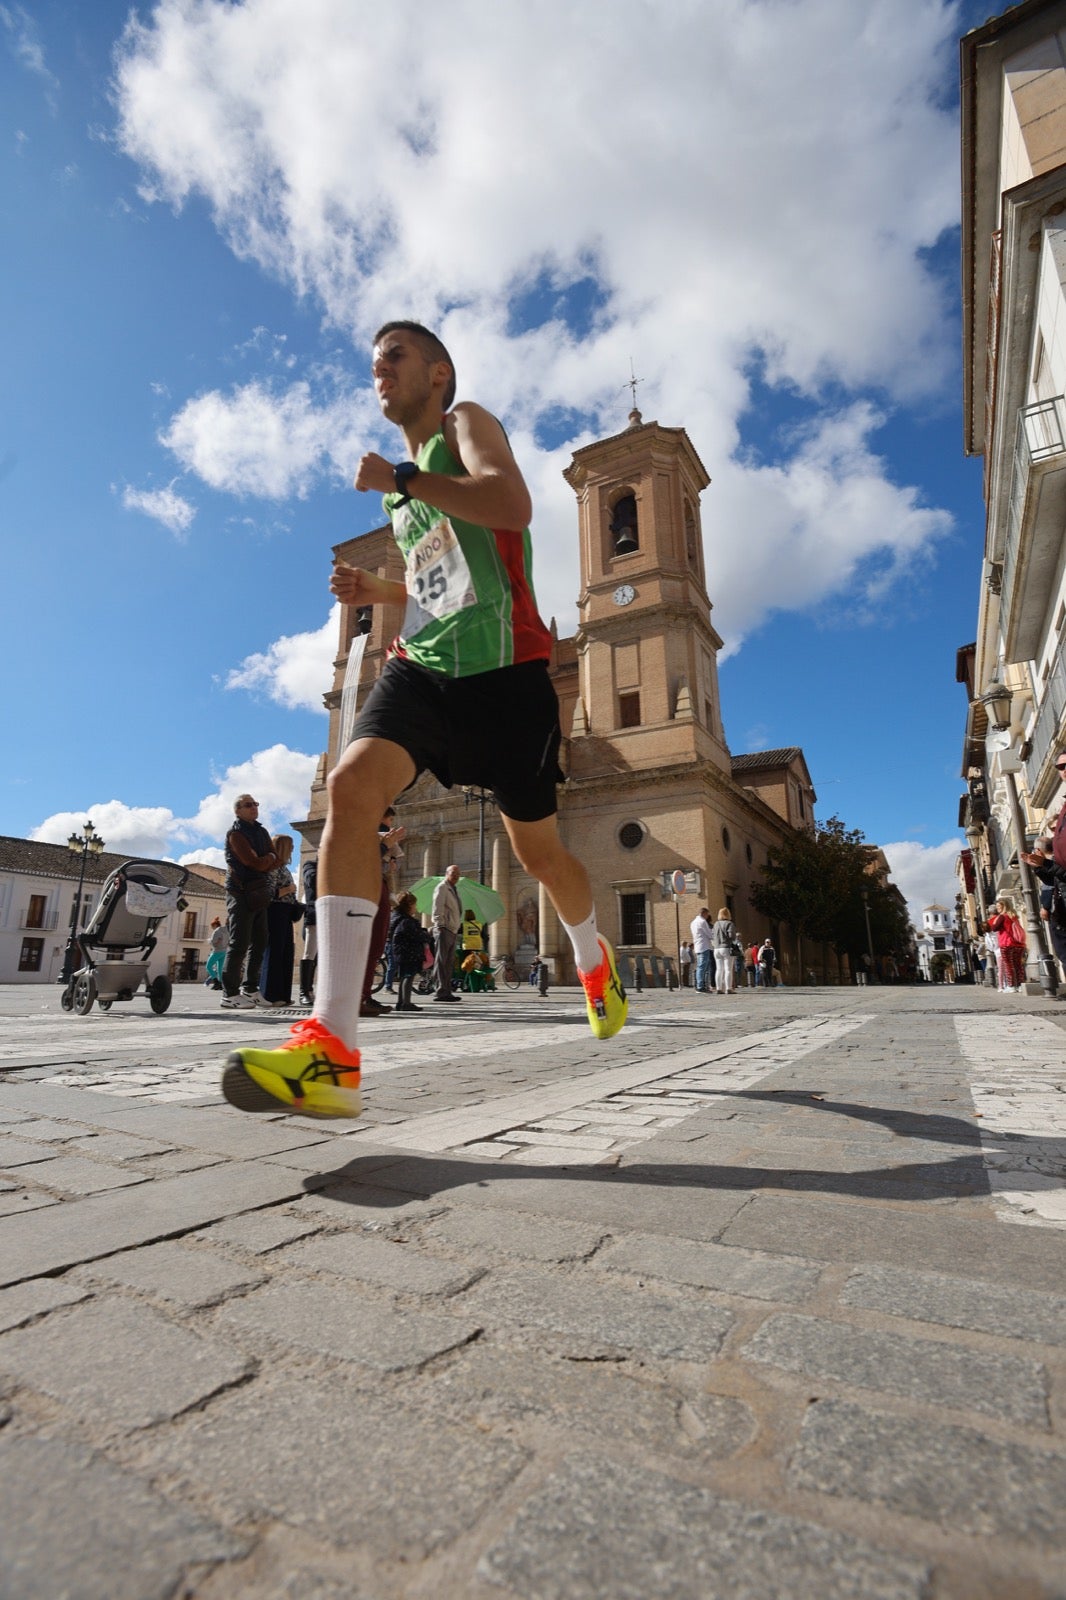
[613,584,636,606]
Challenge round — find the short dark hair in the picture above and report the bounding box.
[373,321,456,410]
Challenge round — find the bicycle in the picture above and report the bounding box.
[485,954,521,990]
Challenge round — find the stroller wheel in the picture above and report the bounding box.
[149,975,172,1015]
[98,999,113,1012]
[60,986,74,1012]
[73,974,96,1016]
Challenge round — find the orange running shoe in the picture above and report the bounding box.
[221,1017,362,1119]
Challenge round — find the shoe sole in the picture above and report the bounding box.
[221,1055,362,1120]
[221,1056,285,1113]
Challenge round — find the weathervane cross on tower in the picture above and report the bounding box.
[622,359,643,426]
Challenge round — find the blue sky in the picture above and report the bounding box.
[1,0,995,921]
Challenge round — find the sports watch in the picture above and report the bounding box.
[393,460,421,505]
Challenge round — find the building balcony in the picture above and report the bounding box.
[18,910,59,931]
[1025,624,1066,802]
[1001,396,1066,666]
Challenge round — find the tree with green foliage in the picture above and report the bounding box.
[750,815,912,977]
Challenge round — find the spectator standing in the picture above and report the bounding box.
[690,908,713,992]
[679,939,693,987]
[390,892,429,1012]
[711,906,738,994]
[432,864,463,1003]
[749,942,762,986]
[299,857,317,1006]
[205,917,227,990]
[758,938,776,988]
[221,795,276,1009]
[259,835,302,1007]
[744,943,757,988]
[988,897,1027,991]
[361,808,404,1019]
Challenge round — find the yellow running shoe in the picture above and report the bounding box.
[578,937,628,1040]
[221,1017,362,1119]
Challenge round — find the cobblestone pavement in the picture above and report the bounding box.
[0,980,1064,1599]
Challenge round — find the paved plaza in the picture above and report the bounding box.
[0,978,1064,1599]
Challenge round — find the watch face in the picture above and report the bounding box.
[613,584,636,606]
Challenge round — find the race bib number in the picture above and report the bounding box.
[402,516,477,633]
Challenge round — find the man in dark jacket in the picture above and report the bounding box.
[221,795,276,1009]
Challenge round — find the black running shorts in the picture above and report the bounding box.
[350,655,563,823]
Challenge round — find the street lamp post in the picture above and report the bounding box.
[462,786,497,883]
[982,683,1057,997]
[61,821,106,984]
[861,888,875,980]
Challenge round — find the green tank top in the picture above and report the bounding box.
[383,425,550,678]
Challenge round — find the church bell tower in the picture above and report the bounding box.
[562,409,730,777]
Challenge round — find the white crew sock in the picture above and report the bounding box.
[561,909,603,974]
[313,894,378,1049]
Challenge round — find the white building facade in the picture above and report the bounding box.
[0,837,226,986]
[960,1,1066,988]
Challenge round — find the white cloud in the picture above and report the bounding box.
[880,839,964,929]
[178,847,226,869]
[31,745,321,863]
[113,0,964,646]
[160,380,378,500]
[31,803,179,862]
[121,482,196,536]
[226,605,338,713]
[184,745,320,841]
[1,5,59,102]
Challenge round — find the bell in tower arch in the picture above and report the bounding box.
[610,491,639,555]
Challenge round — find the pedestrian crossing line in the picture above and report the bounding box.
[954,1016,1066,1229]
[370,1014,874,1157]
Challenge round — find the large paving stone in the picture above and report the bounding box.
[790,1398,1066,1543]
[0,1296,253,1431]
[421,1344,756,1458]
[421,1206,607,1263]
[743,1313,1049,1426]
[7,1154,150,1196]
[368,1161,752,1240]
[0,1159,308,1285]
[718,1194,1066,1292]
[200,1210,325,1254]
[217,1278,482,1369]
[479,1453,930,1600]
[74,1240,267,1307]
[839,1264,1066,1347]
[600,1234,821,1303]
[0,1435,243,1600]
[139,1377,527,1559]
[0,1137,60,1167]
[0,1276,90,1332]
[275,1231,479,1295]
[458,1267,733,1360]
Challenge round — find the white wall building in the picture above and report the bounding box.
[960,1,1066,986]
[914,903,957,981]
[0,836,226,986]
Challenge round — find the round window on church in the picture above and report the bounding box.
[618,821,645,850]
[721,826,731,852]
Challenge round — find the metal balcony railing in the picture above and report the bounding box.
[1026,629,1066,795]
[1001,396,1066,619]
[19,909,59,931]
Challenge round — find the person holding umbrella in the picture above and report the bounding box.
[220,321,627,1122]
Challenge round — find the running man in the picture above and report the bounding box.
[221,321,627,1119]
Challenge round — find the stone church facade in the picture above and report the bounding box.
[294,409,816,984]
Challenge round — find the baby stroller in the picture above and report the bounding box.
[60,860,189,1017]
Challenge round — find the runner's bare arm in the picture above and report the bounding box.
[353,404,532,531]
[330,561,406,609]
